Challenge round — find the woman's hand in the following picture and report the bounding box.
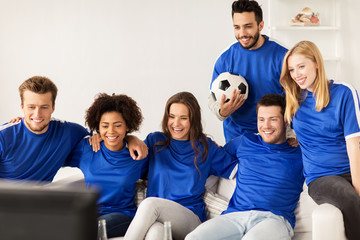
[125,135,148,160]
[287,137,299,147]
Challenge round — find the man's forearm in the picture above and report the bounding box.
[208,94,228,121]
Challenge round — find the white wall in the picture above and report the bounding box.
[0,0,358,145]
[339,0,360,91]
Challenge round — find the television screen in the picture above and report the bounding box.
[0,181,98,240]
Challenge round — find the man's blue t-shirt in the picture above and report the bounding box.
[144,132,237,222]
[292,81,360,184]
[0,119,88,182]
[66,139,147,217]
[212,36,287,142]
[223,132,304,228]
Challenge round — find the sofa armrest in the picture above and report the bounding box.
[312,203,347,240]
[47,167,85,188]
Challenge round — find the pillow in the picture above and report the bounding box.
[203,190,230,219]
[135,180,147,206]
[216,178,236,200]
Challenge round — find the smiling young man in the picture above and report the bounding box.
[0,76,89,182]
[186,94,304,240]
[209,0,288,143]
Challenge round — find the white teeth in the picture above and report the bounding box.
[107,136,117,140]
[33,119,42,123]
[297,78,305,85]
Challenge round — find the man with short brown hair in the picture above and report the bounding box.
[0,76,88,182]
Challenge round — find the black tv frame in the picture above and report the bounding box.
[0,181,98,240]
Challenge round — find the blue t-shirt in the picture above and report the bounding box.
[0,119,88,182]
[292,81,360,185]
[66,139,147,217]
[144,132,237,222]
[212,36,287,142]
[223,132,304,228]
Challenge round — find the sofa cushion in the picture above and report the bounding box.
[203,190,229,219]
[216,177,236,200]
[293,184,317,234]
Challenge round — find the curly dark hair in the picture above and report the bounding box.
[85,93,143,134]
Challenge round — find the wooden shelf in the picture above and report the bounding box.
[271,26,340,31]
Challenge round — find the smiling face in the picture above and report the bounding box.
[257,105,287,144]
[21,90,55,134]
[99,111,129,151]
[167,103,191,141]
[233,12,264,50]
[288,53,318,92]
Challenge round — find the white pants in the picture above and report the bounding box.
[124,197,202,240]
[185,211,293,240]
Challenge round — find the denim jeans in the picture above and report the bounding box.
[98,212,133,238]
[308,173,360,240]
[185,211,293,240]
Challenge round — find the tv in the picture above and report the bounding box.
[0,181,99,240]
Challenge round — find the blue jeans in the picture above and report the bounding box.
[308,173,360,240]
[185,211,293,240]
[98,212,133,238]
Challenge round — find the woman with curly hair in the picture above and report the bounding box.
[124,91,237,240]
[280,41,360,240]
[66,93,146,238]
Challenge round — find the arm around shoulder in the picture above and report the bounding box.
[125,135,148,161]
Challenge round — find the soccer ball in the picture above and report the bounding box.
[210,72,248,103]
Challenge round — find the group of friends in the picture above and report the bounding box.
[0,0,359,240]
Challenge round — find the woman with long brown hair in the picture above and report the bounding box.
[124,91,237,240]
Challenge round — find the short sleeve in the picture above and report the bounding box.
[342,87,360,138]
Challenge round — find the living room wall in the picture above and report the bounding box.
[0,0,358,145]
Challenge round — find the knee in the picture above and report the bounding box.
[185,230,200,240]
[185,224,208,240]
[137,197,162,215]
[338,190,360,212]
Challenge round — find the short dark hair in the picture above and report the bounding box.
[19,76,58,106]
[232,0,263,24]
[85,93,143,134]
[256,94,286,117]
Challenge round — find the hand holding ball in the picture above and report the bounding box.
[210,72,248,103]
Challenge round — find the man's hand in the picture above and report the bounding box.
[125,135,148,160]
[9,117,23,123]
[89,134,102,152]
[219,89,246,118]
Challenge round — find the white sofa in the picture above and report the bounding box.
[53,167,348,240]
